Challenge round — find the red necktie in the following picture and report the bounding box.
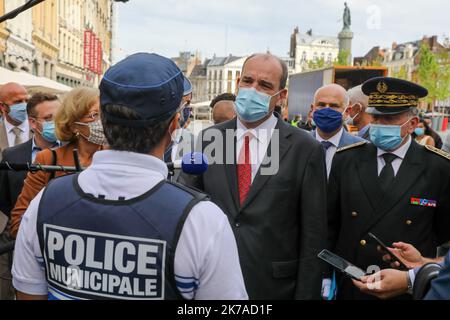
[237,134,252,206]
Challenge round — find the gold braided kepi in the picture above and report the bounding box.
[362,77,428,115]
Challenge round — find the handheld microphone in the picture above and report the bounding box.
[181,152,209,175]
[166,152,208,176]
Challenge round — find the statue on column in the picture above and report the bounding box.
[343,2,351,30]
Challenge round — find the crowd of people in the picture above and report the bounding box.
[0,51,449,300]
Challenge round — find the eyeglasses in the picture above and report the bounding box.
[82,112,100,121]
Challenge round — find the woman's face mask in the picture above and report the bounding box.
[75,119,107,146]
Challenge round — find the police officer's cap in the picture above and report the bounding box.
[362,77,428,115]
[100,53,185,127]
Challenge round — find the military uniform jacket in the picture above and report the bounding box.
[327,140,450,300]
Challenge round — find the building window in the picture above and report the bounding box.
[214,70,217,80]
[327,53,332,63]
[32,61,39,76]
[313,53,318,62]
[302,51,307,61]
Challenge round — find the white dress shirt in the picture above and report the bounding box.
[12,150,248,300]
[236,115,278,182]
[316,128,344,178]
[4,118,30,147]
[377,136,412,177]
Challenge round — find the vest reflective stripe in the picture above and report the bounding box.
[37,174,207,300]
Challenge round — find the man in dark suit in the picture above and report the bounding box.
[310,83,366,178]
[0,92,60,217]
[180,53,328,300]
[327,77,450,300]
[0,93,60,300]
[0,83,31,161]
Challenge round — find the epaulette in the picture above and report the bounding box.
[425,145,450,161]
[336,141,368,153]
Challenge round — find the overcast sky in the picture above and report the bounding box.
[115,0,450,62]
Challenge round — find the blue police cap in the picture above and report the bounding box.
[100,53,185,127]
[183,77,193,96]
[362,77,428,115]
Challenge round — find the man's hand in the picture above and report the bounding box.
[380,242,424,269]
[352,269,409,300]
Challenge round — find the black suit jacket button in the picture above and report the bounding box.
[351,211,358,218]
[235,221,241,227]
[406,220,413,226]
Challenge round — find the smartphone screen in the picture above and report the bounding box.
[318,250,366,281]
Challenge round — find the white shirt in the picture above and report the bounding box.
[377,136,412,177]
[12,150,248,300]
[4,117,29,147]
[316,128,344,178]
[236,115,277,182]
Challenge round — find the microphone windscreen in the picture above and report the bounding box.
[181,152,208,175]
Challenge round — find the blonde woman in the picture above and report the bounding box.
[10,87,106,238]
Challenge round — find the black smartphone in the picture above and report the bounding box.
[368,233,409,270]
[318,249,366,281]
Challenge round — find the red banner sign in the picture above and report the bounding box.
[84,30,103,75]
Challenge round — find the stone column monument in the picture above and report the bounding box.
[338,2,354,66]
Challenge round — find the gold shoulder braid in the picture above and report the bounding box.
[425,145,450,160]
[337,141,368,153]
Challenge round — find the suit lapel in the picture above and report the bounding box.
[356,144,383,211]
[26,139,33,163]
[218,119,240,215]
[241,119,293,211]
[361,141,425,236]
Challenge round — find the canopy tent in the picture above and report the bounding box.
[0,66,72,94]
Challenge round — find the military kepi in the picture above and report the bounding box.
[362,77,428,115]
[99,52,185,127]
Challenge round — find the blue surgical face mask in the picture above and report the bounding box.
[313,107,343,133]
[235,87,281,123]
[8,102,28,124]
[39,121,57,143]
[370,119,412,151]
[414,128,425,136]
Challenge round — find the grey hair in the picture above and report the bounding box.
[409,108,419,117]
[347,85,369,109]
